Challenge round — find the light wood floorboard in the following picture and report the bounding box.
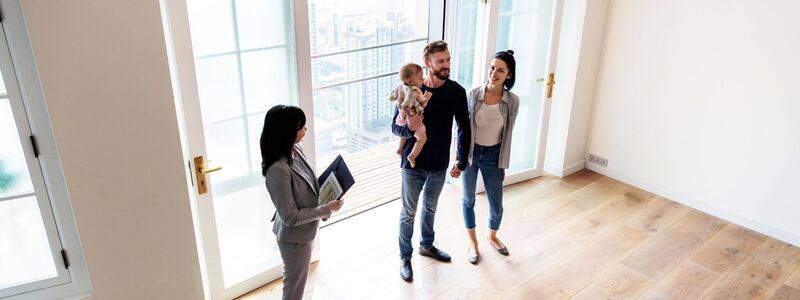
[238,170,800,300]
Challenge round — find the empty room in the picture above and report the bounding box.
[1,0,798,299]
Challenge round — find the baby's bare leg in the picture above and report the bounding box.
[397,138,407,155]
[406,130,427,168]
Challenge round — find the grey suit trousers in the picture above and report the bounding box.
[278,240,314,300]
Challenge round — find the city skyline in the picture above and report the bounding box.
[309,1,427,163]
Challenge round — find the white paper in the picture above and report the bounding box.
[319,173,343,205]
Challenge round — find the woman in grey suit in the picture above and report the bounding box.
[260,105,343,300]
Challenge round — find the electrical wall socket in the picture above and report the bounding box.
[588,153,608,167]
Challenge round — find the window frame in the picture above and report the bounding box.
[0,1,91,299]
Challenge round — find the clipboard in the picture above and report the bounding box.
[317,155,355,202]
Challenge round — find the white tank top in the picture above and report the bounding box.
[475,103,504,146]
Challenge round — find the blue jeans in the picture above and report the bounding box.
[462,144,504,230]
[399,168,446,260]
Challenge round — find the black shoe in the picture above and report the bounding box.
[400,259,413,282]
[497,246,509,256]
[419,246,452,262]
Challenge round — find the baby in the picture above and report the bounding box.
[389,63,431,168]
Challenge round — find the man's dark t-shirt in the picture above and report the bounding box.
[391,79,471,171]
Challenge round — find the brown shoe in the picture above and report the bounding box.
[488,237,510,256]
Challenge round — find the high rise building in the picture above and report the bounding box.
[311,4,417,154]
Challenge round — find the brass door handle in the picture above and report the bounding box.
[193,155,222,194]
[202,166,222,174]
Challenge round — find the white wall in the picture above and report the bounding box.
[544,0,608,177]
[21,0,205,298]
[586,0,800,245]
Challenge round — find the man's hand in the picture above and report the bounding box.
[450,163,462,178]
[407,114,424,131]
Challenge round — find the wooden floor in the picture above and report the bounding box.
[239,170,800,300]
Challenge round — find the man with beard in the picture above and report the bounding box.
[391,40,471,282]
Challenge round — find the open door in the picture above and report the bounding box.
[450,0,564,189]
[161,0,305,298]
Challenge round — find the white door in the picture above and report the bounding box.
[450,0,564,187]
[161,0,306,298]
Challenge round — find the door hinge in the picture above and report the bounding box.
[546,73,556,99]
[61,249,70,269]
[30,135,40,157]
[187,160,194,187]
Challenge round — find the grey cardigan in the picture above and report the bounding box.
[265,145,331,244]
[467,86,520,169]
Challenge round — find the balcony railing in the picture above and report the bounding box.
[323,142,401,224]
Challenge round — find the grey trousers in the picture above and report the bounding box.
[277,240,314,300]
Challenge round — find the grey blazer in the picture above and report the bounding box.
[467,86,520,169]
[265,145,331,244]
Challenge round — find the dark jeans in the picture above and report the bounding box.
[461,143,504,230]
[399,168,446,260]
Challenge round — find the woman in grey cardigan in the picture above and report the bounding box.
[260,105,343,300]
[461,50,519,264]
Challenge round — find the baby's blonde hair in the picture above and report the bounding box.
[399,63,423,86]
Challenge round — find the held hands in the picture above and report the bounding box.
[450,162,462,179]
[327,199,344,212]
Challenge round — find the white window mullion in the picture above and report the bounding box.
[429,0,446,40]
[292,0,317,170]
[473,0,500,86]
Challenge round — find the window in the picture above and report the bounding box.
[494,0,555,174]
[307,0,433,219]
[0,1,90,298]
[184,0,298,288]
[308,0,430,166]
[451,1,480,91]
[187,0,298,191]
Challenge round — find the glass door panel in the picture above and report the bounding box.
[307,0,429,219]
[0,24,70,296]
[0,100,58,291]
[163,0,299,297]
[495,0,556,175]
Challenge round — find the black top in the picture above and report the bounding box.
[391,79,471,171]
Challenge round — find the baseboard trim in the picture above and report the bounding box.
[544,160,585,177]
[563,160,585,176]
[585,164,800,247]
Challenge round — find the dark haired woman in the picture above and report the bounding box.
[260,104,343,300]
[462,50,519,264]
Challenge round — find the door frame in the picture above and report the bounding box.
[447,0,564,188]
[160,0,287,298]
[162,0,451,298]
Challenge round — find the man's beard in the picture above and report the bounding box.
[431,68,450,80]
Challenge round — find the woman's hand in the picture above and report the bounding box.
[327,199,344,212]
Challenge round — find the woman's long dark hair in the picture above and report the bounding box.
[260,105,306,176]
[494,50,516,90]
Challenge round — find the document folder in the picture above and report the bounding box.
[317,155,355,204]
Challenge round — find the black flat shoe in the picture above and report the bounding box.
[489,238,510,256]
[400,259,413,282]
[419,246,452,262]
[497,246,509,256]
